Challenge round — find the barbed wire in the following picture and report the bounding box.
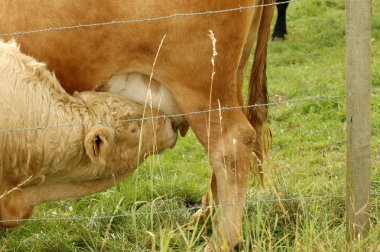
[0,195,345,224]
[1,190,380,224]
[0,95,343,134]
[0,0,297,37]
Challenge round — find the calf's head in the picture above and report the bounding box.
[77,92,178,179]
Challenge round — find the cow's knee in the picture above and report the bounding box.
[211,124,256,175]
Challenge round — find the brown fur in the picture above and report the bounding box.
[0,41,177,227]
[0,1,273,249]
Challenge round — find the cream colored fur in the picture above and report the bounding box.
[105,73,189,136]
[0,41,177,227]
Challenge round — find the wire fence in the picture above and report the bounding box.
[0,95,343,133]
[0,191,379,225]
[0,196,354,224]
[1,91,378,133]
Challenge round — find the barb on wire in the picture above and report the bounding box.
[0,95,344,134]
[0,0,297,37]
[0,194,343,224]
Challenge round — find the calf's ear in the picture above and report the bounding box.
[84,126,115,164]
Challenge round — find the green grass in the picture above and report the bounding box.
[1,0,380,250]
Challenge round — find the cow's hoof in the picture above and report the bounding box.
[203,238,243,252]
[271,36,286,41]
[190,209,210,232]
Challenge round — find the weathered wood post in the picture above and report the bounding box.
[346,0,372,241]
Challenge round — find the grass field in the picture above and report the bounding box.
[1,0,379,251]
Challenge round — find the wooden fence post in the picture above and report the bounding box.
[346,0,372,242]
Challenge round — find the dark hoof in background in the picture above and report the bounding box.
[271,33,286,41]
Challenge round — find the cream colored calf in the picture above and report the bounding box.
[0,41,178,227]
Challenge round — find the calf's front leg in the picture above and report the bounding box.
[0,172,129,227]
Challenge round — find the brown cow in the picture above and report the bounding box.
[0,40,178,228]
[0,0,274,250]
